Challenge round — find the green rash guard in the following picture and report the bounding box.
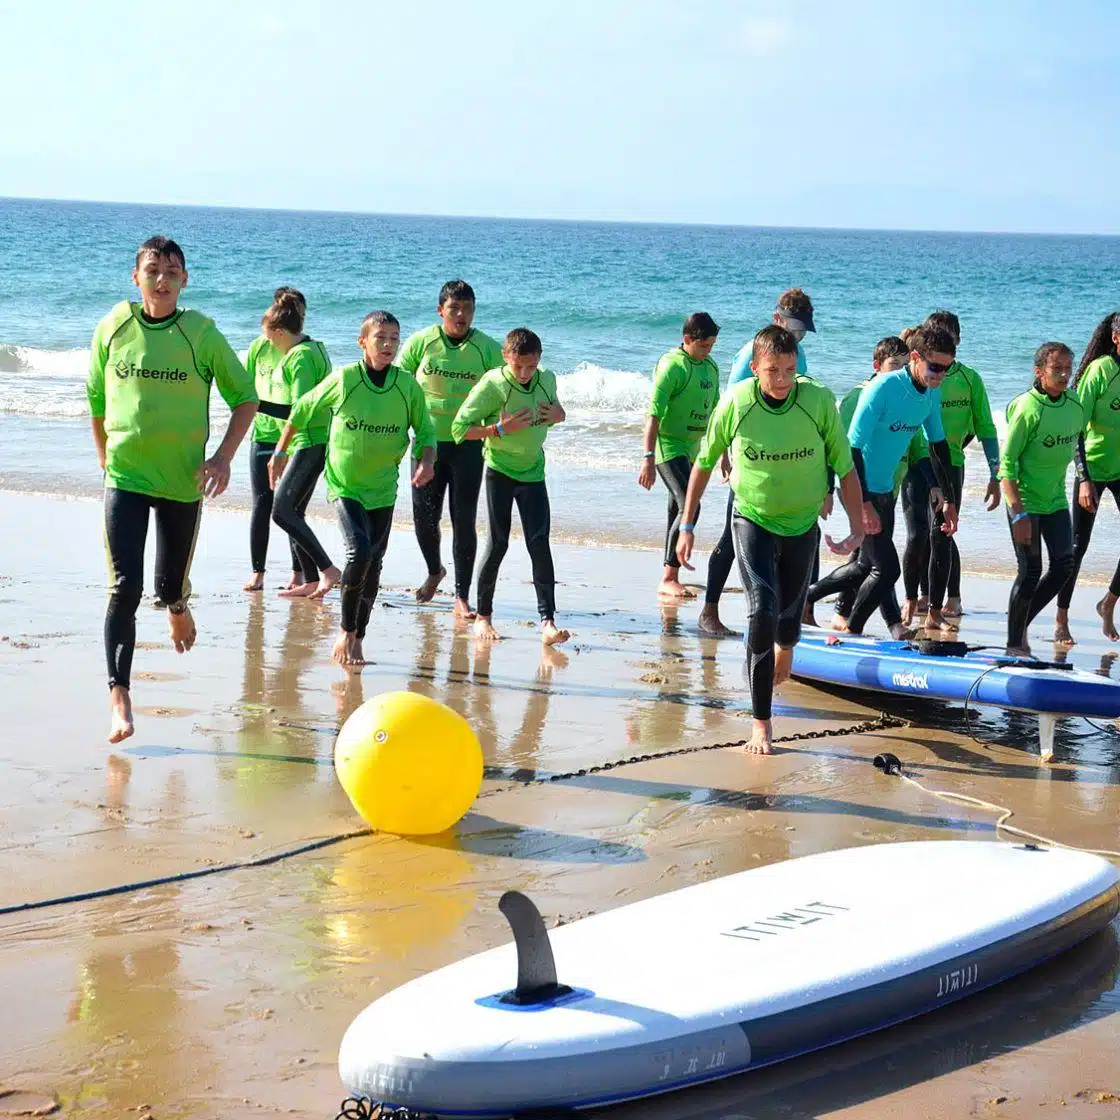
[87,301,256,504]
[451,365,559,483]
[999,387,1085,515]
[648,347,719,464]
[247,335,286,442]
[938,360,998,467]
[397,324,505,442]
[1075,356,1120,483]
[840,379,927,494]
[697,376,854,536]
[289,362,435,510]
[279,338,332,450]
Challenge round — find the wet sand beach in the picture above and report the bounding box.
[1,490,1118,1119]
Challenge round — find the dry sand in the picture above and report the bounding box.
[0,490,1117,1119]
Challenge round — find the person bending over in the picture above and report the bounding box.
[675,325,864,756]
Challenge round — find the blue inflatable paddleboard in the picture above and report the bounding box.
[792,627,1120,718]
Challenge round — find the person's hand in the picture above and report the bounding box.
[1079,480,1099,512]
[825,528,864,556]
[199,453,232,498]
[675,530,695,571]
[412,458,434,488]
[820,491,834,519]
[719,452,732,483]
[985,477,1001,511]
[638,459,656,489]
[267,451,288,491]
[940,502,959,535]
[537,402,563,425]
[930,486,945,514]
[1012,513,1032,546]
[863,501,881,536]
[499,407,534,434]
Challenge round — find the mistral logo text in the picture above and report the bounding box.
[345,417,401,435]
[891,670,928,690]
[114,360,189,382]
[743,445,816,463]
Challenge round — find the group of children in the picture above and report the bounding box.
[87,236,1120,754]
[643,290,1120,752]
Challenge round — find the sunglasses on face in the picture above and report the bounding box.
[924,359,953,375]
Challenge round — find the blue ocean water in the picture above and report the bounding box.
[2,197,1118,573]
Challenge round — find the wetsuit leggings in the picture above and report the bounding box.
[733,515,818,722]
[477,469,556,621]
[103,487,202,690]
[811,540,902,628]
[657,455,696,570]
[272,444,332,583]
[1007,509,1075,649]
[705,490,736,603]
[1057,479,1120,610]
[841,491,901,634]
[901,466,930,601]
[249,440,303,575]
[928,463,964,609]
[412,439,484,602]
[336,499,394,639]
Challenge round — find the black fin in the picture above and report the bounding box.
[498,890,573,1006]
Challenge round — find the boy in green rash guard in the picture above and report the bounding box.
[87,236,258,744]
[637,312,720,603]
[1055,311,1120,645]
[675,326,865,757]
[452,328,570,647]
[244,286,311,594]
[398,279,504,618]
[260,291,341,601]
[269,312,436,668]
[1000,342,1083,657]
[915,310,1001,624]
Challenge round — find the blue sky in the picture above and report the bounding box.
[2,0,1117,233]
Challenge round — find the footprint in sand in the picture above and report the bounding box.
[133,705,197,718]
[133,671,187,682]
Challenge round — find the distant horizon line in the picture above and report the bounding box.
[2,192,1118,241]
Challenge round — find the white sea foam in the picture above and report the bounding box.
[0,343,89,379]
[554,362,652,415]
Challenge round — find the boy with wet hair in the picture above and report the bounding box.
[452,328,569,647]
[399,279,504,618]
[88,236,257,743]
[638,311,720,601]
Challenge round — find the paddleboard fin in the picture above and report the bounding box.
[498,890,573,1006]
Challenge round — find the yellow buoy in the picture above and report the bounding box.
[334,691,483,835]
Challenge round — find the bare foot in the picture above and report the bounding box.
[901,598,918,626]
[244,573,264,592]
[541,620,570,646]
[1053,609,1075,646]
[331,630,366,666]
[658,577,696,600]
[889,622,917,640]
[923,609,959,633]
[474,616,501,643]
[453,598,477,620]
[944,597,963,618]
[744,719,773,755]
[916,596,930,613]
[283,571,302,591]
[1006,643,1033,658]
[310,565,342,600]
[108,686,134,744]
[698,605,739,637]
[278,580,319,599]
[416,566,446,603]
[829,612,849,631]
[773,645,794,687]
[1098,595,1119,641]
[168,607,197,653]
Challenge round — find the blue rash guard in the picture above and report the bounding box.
[848,367,946,494]
[727,341,807,387]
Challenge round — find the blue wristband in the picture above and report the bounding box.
[681,522,696,532]
[495,423,505,438]
[1011,511,1029,524]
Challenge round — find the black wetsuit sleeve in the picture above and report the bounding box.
[929,439,952,494]
[1075,433,1089,482]
[850,447,869,499]
[917,456,937,489]
[257,400,292,419]
[827,465,836,493]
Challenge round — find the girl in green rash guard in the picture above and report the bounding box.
[1000,342,1084,657]
[269,312,436,669]
[452,328,570,648]
[244,286,306,594]
[1055,312,1120,645]
[261,291,342,601]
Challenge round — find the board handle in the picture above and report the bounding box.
[498,890,573,1006]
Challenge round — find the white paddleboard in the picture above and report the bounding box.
[339,841,1119,1117]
